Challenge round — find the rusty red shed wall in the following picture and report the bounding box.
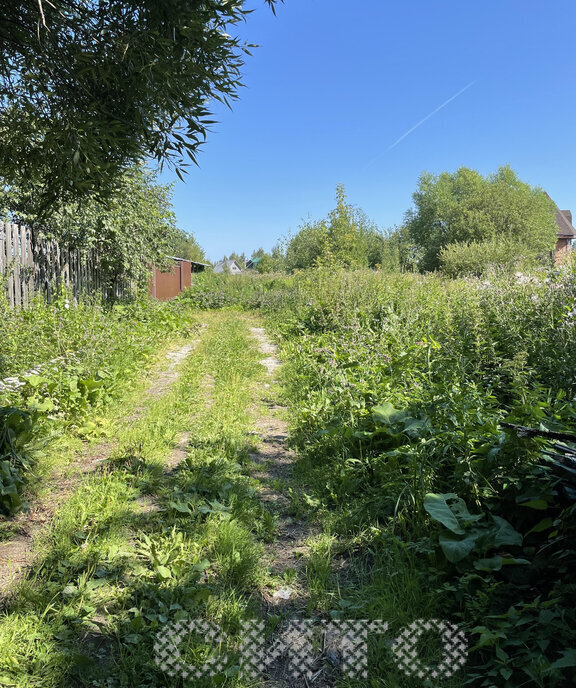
[156,264,181,301]
[181,260,192,289]
[149,259,199,300]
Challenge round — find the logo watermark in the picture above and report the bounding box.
[153,617,468,683]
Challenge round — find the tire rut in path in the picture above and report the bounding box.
[249,327,312,606]
[0,333,204,598]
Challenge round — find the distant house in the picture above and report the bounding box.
[149,256,211,300]
[554,207,576,263]
[245,257,261,270]
[213,259,243,274]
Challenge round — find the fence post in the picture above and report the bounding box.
[7,223,17,307]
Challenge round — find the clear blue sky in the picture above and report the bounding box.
[159,0,576,263]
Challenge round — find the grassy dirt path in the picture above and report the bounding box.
[248,327,313,603]
[0,312,332,688]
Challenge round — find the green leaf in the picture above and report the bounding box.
[26,397,55,413]
[518,499,548,510]
[156,565,172,579]
[549,649,576,669]
[526,517,554,535]
[492,516,523,547]
[372,403,407,425]
[439,532,478,562]
[474,556,530,571]
[169,501,191,514]
[193,559,211,572]
[474,556,504,571]
[23,374,48,388]
[449,497,483,524]
[424,493,465,534]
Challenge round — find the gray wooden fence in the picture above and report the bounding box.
[0,222,129,307]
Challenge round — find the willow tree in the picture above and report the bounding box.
[0,0,278,217]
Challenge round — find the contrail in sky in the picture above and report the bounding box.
[364,80,475,168]
[388,81,475,150]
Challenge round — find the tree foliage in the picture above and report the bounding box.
[250,246,286,273]
[404,166,558,272]
[0,0,278,214]
[171,230,207,264]
[284,184,390,271]
[1,166,188,286]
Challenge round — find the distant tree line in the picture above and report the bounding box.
[236,166,558,277]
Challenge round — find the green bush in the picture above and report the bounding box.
[439,236,547,277]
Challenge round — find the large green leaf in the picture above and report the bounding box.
[424,493,465,534]
[474,556,530,571]
[492,515,523,547]
[549,649,576,670]
[372,402,407,425]
[439,532,479,562]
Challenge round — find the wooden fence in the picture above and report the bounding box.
[0,221,130,307]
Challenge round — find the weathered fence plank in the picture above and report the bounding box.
[0,222,129,307]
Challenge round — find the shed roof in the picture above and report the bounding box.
[167,256,212,267]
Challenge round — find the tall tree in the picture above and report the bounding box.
[0,0,278,215]
[249,246,286,272]
[171,231,207,264]
[404,165,558,271]
[285,184,387,271]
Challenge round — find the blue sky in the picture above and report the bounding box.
[159,0,576,262]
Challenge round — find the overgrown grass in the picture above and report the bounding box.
[183,268,576,686]
[4,268,576,686]
[0,311,277,687]
[0,291,197,514]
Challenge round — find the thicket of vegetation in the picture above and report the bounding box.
[1,268,575,685]
[245,167,559,278]
[282,184,397,271]
[405,166,558,274]
[0,292,196,515]
[1,165,205,288]
[182,268,576,686]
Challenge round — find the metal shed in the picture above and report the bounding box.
[149,257,210,300]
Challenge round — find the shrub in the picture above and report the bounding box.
[439,236,547,277]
